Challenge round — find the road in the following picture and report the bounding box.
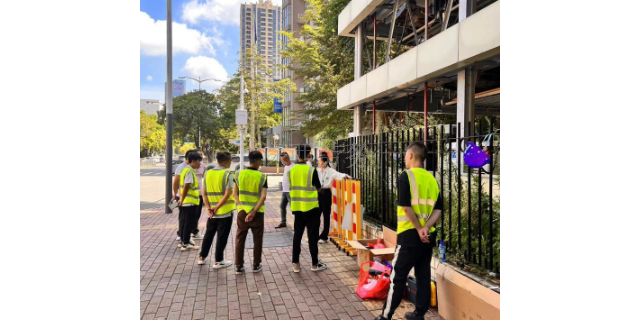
[140,166,169,210]
[140,165,284,210]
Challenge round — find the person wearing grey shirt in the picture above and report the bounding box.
[173,150,199,243]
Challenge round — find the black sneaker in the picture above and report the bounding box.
[275,222,287,228]
[405,311,424,320]
[235,265,245,275]
[311,262,327,272]
[253,264,262,273]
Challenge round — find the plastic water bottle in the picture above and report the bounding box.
[438,241,446,262]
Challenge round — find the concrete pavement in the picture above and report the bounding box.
[140,175,443,320]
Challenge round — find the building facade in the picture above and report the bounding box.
[240,0,282,86]
[140,99,163,116]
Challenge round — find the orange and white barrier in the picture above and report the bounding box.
[330,179,362,255]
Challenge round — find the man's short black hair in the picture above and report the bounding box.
[216,151,232,163]
[407,142,427,162]
[248,151,263,164]
[185,149,199,157]
[280,152,289,157]
[297,145,311,160]
[187,152,203,163]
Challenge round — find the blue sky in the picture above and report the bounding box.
[140,0,282,102]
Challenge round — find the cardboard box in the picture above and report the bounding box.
[435,263,500,320]
[347,226,397,267]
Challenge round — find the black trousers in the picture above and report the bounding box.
[176,197,203,237]
[318,190,332,241]
[292,209,321,265]
[194,196,203,234]
[179,206,199,245]
[177,206,184,236]
[381,236,435,319]
[199,215,233,262]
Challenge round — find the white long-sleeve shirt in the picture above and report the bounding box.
[318,166,349,189]
[281,163,295,192]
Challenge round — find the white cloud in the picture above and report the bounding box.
[182,0,282,26]
[182,56,230,92]
[140,11,217,56]
[146,75,153,81]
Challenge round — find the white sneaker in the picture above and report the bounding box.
[181,244,200,251]
[197,257,206,265]
[311,262,327,272]
[192,233,204,240]
[293,263,301,273]
[212,260,233,269]
[176,236,181,241]
[318,239,326,244]
[178,240,195,247]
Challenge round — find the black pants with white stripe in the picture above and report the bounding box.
[381,235,435,319]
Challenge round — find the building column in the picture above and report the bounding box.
[456,0,476,138]
[353,23,364,136]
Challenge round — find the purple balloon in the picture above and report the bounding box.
[463,142,491,168]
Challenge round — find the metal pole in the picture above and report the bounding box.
[239,74,246,171]
[165,0,173,214]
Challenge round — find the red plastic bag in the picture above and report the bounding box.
[356,261,391,300]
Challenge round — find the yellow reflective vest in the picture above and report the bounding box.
[397,167,439,234]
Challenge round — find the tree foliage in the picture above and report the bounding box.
[239,45,293,148]
[140,111,165,157]
[280,0,353,145]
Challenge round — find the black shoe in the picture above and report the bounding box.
[405,311,424,320]
[253,264,263,273]
[275,222,287,228]
[235,265,245,275]
[374,316,389,320]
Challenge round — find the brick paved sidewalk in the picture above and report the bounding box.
[140,191,444,320]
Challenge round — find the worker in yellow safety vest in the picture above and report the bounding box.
[375,142,443,320]
[289,145,326,273]
[178,151,203,251]
[197,151,236,268]
[232,151,268,275]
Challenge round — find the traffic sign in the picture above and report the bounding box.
[229,139,241,145]
[274,98,282,113]
[236,110,248,125]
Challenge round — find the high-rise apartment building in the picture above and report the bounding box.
[240,0,282,86]
[280,0,317,147]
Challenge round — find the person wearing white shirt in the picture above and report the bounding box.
[191,150,207,239]
[276,152,295,228]
[317,152,351,243]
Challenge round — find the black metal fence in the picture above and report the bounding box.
[333,121,500,275]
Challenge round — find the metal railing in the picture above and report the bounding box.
[333,121,500,275]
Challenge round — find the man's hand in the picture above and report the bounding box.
[171,195,176,202]
[178,199,184,207]
[418,227,430,243]
[208,208,215,218]
[245,211,256,222]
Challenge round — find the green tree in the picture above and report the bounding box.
[158,90,228,161]
[240,46,294,148]
[280,0,353,145]
[140,111,165,157]
[280,0,417,142]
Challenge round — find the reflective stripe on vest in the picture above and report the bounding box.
[288,164,319,212]
[396,168,439,235]
[180,166,200,206]
[236,170,265,213]
[204,169,235,215]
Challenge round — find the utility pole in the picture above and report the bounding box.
[238,74,248,170]
[164,0,173,213]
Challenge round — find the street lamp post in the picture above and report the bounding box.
[178,76,222,91]
[165,0,173,214]
[178,76,222,150]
